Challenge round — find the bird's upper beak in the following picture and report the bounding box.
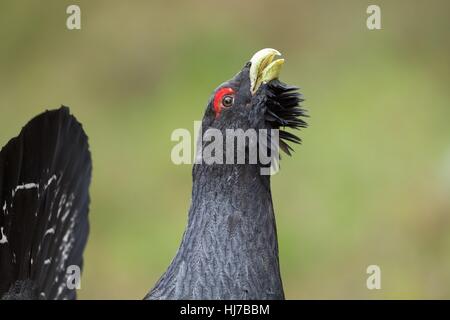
[249,48,284,95]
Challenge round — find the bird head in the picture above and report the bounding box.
[201,48,307,157]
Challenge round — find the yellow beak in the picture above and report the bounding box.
[249,48,285,94]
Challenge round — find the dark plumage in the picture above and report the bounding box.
[0,49,306,300]
[146,50,307,299]
[265,80,308,155]
[0,107,92,300]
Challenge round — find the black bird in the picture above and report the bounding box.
[0,48,306,300]
[0,107,91,299]
[146,48,307,299]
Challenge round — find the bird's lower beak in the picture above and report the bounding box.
[249,48,285,94]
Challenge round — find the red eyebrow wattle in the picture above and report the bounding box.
[213,87,235,118]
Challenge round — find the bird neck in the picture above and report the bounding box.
[147,163,284,299]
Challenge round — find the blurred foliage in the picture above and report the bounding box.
[0,0,449,299]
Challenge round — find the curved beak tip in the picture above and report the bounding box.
[249,48,284,94]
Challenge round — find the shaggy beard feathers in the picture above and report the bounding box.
[265,80,308,156]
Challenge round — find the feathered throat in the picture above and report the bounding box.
[264,80,308,155]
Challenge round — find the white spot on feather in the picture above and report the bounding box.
[61,194,75,222]
[56,285,64,297]
[0,227,7,244]
[54,211,77,299]
[12,182,39,198]
[56,194,67,219]
[44,227,55,236]
[44,174,58,190]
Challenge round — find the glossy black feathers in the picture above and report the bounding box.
[265,80,308,155]
[0,107,92,300]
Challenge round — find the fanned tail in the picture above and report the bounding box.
[0,106,92,300]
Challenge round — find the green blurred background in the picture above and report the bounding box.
[1,0,449,299]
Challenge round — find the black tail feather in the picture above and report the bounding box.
[0,106,91,299]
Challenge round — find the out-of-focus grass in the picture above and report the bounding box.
[0,0,449,299]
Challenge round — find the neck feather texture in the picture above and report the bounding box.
[146,163,284,300]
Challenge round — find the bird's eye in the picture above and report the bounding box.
[213,87,235,119]
[222,95,234,108]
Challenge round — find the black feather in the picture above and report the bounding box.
[264,80,308,154]
[0,106,92,300]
